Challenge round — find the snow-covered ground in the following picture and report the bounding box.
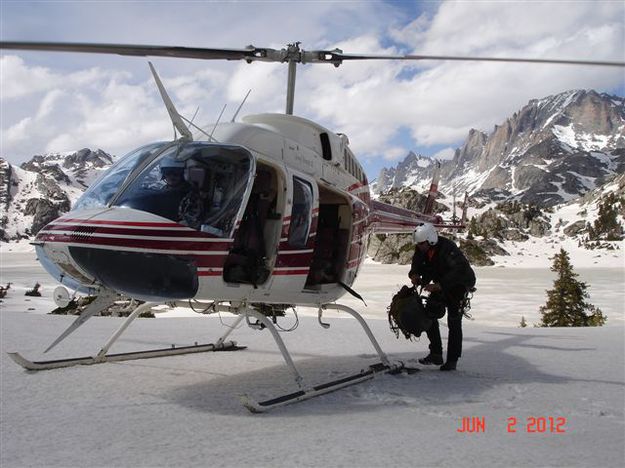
[1,249,624,467]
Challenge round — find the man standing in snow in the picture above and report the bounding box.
[409,223,476,371]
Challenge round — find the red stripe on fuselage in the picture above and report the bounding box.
[36,233,231,252]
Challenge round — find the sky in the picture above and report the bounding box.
[1,0,624,180]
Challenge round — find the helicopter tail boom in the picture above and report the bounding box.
[369,200,441,234]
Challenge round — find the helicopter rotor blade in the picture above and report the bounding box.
[306,50,625,68]
[2,41,623,67]
[0,41,284,62]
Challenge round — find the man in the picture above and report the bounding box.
[158,157,192,222]
[177,160,216,232]
[409,223,476,371]
[160,156,188,191]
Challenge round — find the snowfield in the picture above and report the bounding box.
[0,249,624,467]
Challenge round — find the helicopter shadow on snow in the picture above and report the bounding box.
[164,329,622,416]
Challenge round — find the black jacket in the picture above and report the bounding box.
[409,236,476,292]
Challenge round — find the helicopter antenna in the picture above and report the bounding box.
[231,89,252,122]
[190,106,200,125]
[180,115,218,142]
[210,104,227,140]
[148,62,193,140]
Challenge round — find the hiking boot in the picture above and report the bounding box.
[440,361,457,371]
[418,353,443,365]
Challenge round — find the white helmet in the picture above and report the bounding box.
[413,223,438,245]
[159,156,185,179]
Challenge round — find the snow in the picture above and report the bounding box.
[4,166,39,239]
[552,124,611,152]
[1,252,624,467]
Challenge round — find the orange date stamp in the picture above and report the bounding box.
[456,416,567,433]
[507,416,567,433]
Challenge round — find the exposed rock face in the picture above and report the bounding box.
[21,148,113,188]
[369,234,414,265]
[377,187,448,215]
[0,159,13,240]
[373,151,437,194]
[373,90,625,207]
[0,149,114,240]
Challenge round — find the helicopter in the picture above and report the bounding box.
[2,41,623,411]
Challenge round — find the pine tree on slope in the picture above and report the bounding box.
[539,248,607,327]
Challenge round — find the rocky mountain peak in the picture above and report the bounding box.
[20,148,113,189]
[1,149,114,241]
[377,89,625,207]
[373,151,436,195]
[63,148,113,169]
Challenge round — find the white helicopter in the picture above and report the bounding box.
[2,41,623,411]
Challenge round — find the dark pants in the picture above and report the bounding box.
[426,288,465,362]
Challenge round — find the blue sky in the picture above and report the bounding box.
[1,1,623,180]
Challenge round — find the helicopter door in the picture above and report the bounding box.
[272,174,317,286]
[223,164,282,286]
[305,185,351,287]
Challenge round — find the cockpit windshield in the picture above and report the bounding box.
[73,142,168,212]
[112,142,255,238]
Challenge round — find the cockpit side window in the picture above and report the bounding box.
[288,177,313,248]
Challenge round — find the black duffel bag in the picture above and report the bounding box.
[387,285,433,340]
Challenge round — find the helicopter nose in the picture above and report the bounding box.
[69,246,198,301]
[35,207,205,301]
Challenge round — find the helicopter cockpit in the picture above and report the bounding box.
[74,142,256,238]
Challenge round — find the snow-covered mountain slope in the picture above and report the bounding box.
[370,151,436,195]
[369,170,624,267]
[374,90,625,207]
[0,149,114,240]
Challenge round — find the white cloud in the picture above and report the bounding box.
[432,147,455,161]
[382,146,409,162]
[0,0,623,169]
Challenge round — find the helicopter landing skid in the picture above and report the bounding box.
[8,341,245,371]
[239,303,408,413]
[8,302,246,371]
[241,361,405,412]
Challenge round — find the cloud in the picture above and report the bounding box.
[432,147,455,161]
[0,0,623,170]
[0,55,59,99]
[298,1,624,159]
[382,146,410,162]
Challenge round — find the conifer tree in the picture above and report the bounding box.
[539,248,606,327]
[589,193,623,241]
[468,217,479,240]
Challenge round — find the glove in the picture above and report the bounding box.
[423,283,442,293]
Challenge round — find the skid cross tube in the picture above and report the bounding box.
[321,303,391,367]
[243,307,306,388]
[94,302,157,360]
[240,302,407,412]
[44,288,119,353]
[9,300,247,371]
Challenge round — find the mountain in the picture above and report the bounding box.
[369,90,625,266]
[0,149,113,241]
[370,151,436,194]
[374,90,625,206]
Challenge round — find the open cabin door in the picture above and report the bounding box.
[223,162,284,287]
[305,185,352,288]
